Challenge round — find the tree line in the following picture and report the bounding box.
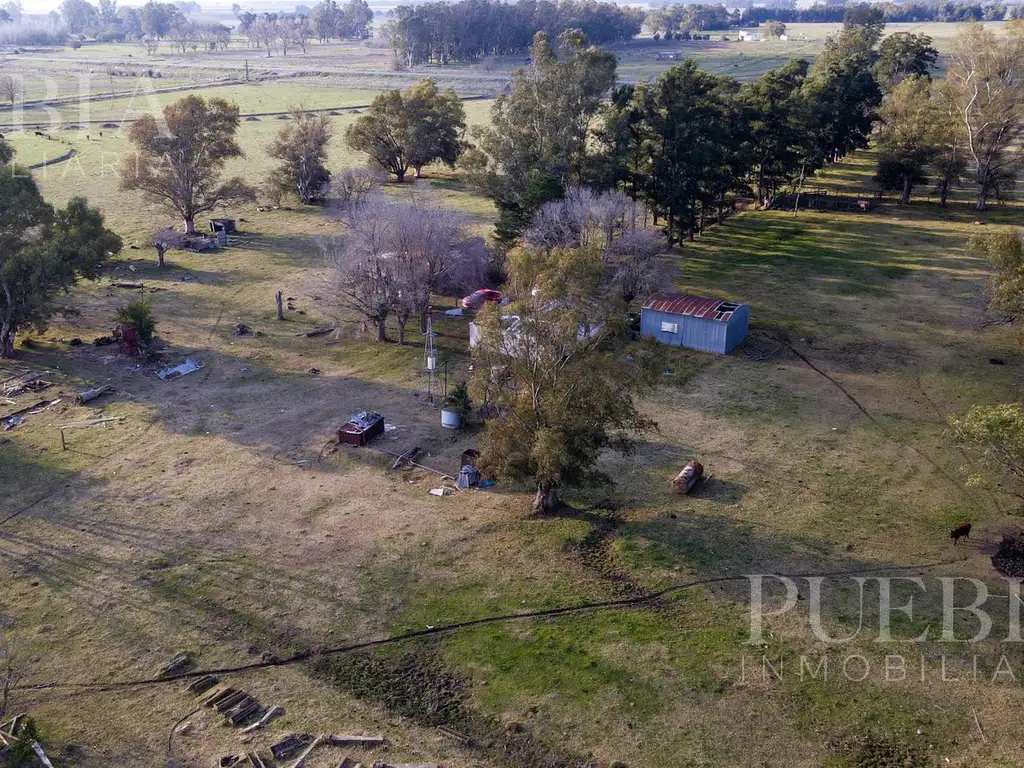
[330,14,1021,250]
[234,1,373,57]
[55,0,208,42]
[739,1,1024,25]
[382,0,643,66]
[874,23,1023,208]
[453,19,887,245]
[647,1,1021,37]
[24,0,372,51]
[126,8,1015,247]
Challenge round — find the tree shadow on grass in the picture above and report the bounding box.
[0,441,88,522]
[251,232,337,271]
[107,256,254,288]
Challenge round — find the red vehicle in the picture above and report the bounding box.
[461,289,502,310]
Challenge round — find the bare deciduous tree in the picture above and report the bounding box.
[0,638,23,720]
[331,166,386,209]
[0,74,17,106]
[322,234,396,342]
[606,228,663,303]
[524,186,664,303]
[947,23,1024,210]
[324,193,489,343]
[252,15,278,57]
[279,15,312,54]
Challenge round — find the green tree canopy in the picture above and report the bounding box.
[801,15,883,166]
[875,31,938,91]
[1,159,122,357]
[266,107,333,204]
[969,229,1024,322]
[474,244,661,514]
[873,75,939,204]
[946,21,1024,210]
[469,30,616,216]
[345,78,466,182]
[738,57,810,204]
[635,60,746,243]
[948,402,1024,501]
[121,95,256,233]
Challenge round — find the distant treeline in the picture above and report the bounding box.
[740,1,1023,25]
[383,0,644,66]
[647,1,1022,36]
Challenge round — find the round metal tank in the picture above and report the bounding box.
[440,408,462,429]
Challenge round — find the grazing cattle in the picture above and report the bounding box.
[950,522,972,545]
[34,130,44,137]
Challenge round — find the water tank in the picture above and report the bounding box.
[440,408,462,429]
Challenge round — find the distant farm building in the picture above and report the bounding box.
[641,293,749,354]
[737,30,761,41]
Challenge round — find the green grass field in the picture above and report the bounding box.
[2,23,1024,768]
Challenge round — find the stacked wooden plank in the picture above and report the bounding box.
[190,676,267,728]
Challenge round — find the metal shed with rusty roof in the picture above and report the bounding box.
[641,293,749,354]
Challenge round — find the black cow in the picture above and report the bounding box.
[950,522,972,545]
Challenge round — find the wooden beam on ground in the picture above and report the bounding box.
[288,735,323,768]
[325,735,387,749]
[75,384,114,404]
[240,705,284,734]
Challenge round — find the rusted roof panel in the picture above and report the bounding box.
[643,293,742,322]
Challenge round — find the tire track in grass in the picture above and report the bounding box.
[782,340,971,500]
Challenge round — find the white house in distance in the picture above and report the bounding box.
[737,30,761,41]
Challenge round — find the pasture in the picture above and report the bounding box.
[1,20,1013,118]
[2,22,1024,768]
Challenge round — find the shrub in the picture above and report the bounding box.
[69,38,82,49]
[115,300,156,345]
[442,381,472,419]
[332,166,386,208]
[948,402,1024,500]
[8,717,41,766]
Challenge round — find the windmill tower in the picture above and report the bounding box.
[424,314,439,405]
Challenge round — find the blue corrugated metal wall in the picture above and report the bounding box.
[641,305,749,354]
[641,308,683,346]
[723,304,750,353]
[680,315,726,353]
